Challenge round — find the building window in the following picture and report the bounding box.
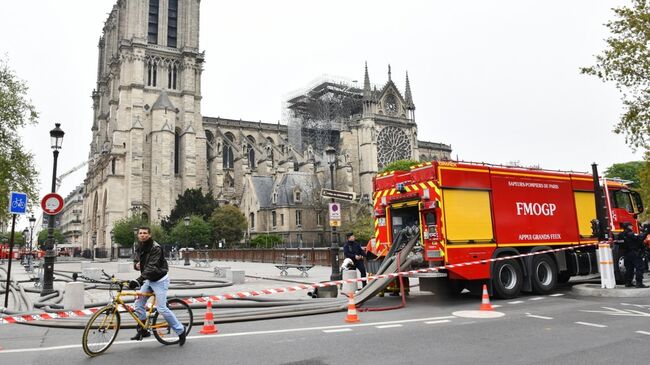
[148,0,159,44]
[174,128,180,174]
[271,211,277,227]
[111,158,116,175]
[246,136,256,169]
[318,233,324,245]
[168,63,178,89]
[223,133,234,169]
[167,0,178,48]
[280,213,284,226]
[295,210,302,227]
[249,213,255,230]
[294,191,301,203]
[316,212,322,226]
[272,192,278,204]
[147,60,157,87]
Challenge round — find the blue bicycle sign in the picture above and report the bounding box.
[9,191,28,215]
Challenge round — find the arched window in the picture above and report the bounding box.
[246,135,256,168]
[223,132,234,169]
[147,58,157,87]
[168,63,178,89]
[174,128,181,174]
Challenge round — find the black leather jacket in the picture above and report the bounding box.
[618,229,643,251]
[133,238,168,283]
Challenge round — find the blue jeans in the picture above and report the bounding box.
[134,275,184,335]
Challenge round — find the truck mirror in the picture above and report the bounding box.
[632,191,644,213]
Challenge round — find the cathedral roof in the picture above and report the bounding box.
[152,90,176,111]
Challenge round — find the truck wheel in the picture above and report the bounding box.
[531,255,557,294]
[612,245,626,285]
[492,259,523,299]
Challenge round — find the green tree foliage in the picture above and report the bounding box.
[341,207,374,245]
[162,188,219,231]
[639,152,650,222]
[0,58,39,224]
[210,205,247,247]
[605,161,644,187]
[379,159,419,173]
[170,215,213,248]
[0,231,27,246]
[112,215,147,247]
[581,0,650,149]
[36,229,64,247]
[250,234,283,248]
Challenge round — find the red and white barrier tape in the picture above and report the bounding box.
[0,241,602,325]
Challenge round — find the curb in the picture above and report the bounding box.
[571,283,650,298]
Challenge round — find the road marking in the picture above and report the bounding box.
[549,293,564,297]
[529,297,543,301]
[575,321,607,328]
[323,328,352,333]
[375,324,402,329]
[636,331,650,336]
[424,320,451,325]
[491,304,502,308]
[525,313,553,320]
[0,315,457,355]
[508,301,524,304]
[452,310,505,319]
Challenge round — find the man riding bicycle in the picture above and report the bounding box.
[130,226,187,345]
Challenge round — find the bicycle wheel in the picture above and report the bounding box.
[152,298,193,345]
[82,306,121,357]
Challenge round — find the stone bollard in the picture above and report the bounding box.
[117,262,131,273]
[64,282,85,310]
[214,266,231,278]
[82,267,102,281]
[342,270,358,295]
[226,270,245,284]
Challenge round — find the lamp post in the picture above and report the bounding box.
[21,228,29,265]
[183,216,191,266]
[41,123,64,296]
[28,214,36,271]
[132,227,138,259]
[325,146,341,282]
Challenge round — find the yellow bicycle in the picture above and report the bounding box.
[81,272,193,357]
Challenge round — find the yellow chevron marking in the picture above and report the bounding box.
[404,185,411,192]
[427,181,435,187]
[419,183,427,189]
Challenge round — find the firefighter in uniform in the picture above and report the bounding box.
[343,232,367,287]
[619,223,649,288]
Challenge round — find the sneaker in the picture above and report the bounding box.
[636,283,649,288]
[178,327,187,346]
[130,326,151,341]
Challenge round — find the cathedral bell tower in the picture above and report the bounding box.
[82,0,206,252]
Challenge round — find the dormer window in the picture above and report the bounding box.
[294,190,301,203]
[272,191,278,204]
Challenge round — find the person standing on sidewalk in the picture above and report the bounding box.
[343,232,367,288]
[131,226,187,345]
[618,223,648,288]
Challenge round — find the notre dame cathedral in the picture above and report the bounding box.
[81,0,451,251]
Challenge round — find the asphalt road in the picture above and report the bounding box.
[2,284,650,364]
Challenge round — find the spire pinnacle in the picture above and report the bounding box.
[388,64,392,81]
[363,61,371,100]
[405,71,414,108]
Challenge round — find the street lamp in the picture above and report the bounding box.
[183,216,191,266]
[41,123,64,296]
[28,214,36,270]
[324,146,341,283]
[21,228,28,265]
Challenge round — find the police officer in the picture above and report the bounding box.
[619,223,648,288]
[343,232,367,288]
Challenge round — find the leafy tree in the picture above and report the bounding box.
[36,229,64,248]
[250,234,283,248]
[170,215,213,248]
[0,58,39,225]
[639,152,650,222]
[162,188,219,231]
[210,205,247,247]
[581,0,650,149]
[379,159,419,173]
[0,231,27,246]
[112,215,147,247]
[605,161,644,188]
[341,207,374,244]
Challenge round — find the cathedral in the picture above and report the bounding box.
[81,0,451,251]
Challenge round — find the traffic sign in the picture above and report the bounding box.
[321,188,356,201]
[329,220,341,227]
[8,192,28,215]
[41,193,64,215]
[329,202,341,220]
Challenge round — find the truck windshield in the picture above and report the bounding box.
[610,190,633,213]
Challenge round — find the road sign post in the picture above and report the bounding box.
[5,192,28,308]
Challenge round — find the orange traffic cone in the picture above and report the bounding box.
[344,292,360,323]
[199,301,218,334]
[479,284,493,311]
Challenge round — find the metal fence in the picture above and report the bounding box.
[185,247,339,266]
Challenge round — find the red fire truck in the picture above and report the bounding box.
[369,161,644,298]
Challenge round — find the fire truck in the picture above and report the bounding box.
[368,161,644,299]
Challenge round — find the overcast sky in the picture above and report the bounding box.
[2,0,643,229]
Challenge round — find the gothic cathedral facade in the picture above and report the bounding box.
[82,0,451,250]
